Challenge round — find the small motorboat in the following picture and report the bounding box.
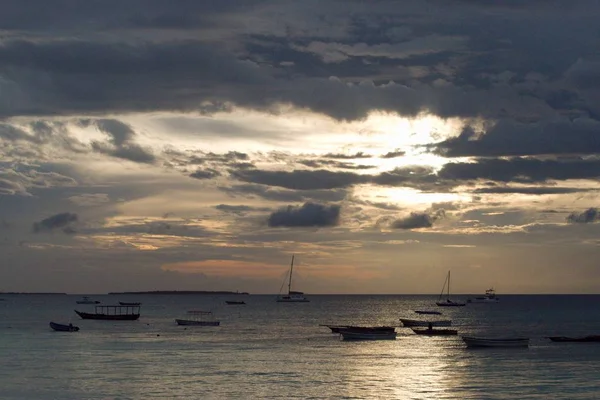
[339,328,397,341]
[399,318,452,327]
[175,311,220,326]
[412,328,458,336]
[414,310,442,315]
[467,288,500,303]
[462,336,529,348]
[76,296,100,304]
[320,325,396,334]
[225,300,246,305]
[49,322,79,332]
[548,335,600,343]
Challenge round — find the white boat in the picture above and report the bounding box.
[436,270,466,307]
[467,288,500,303]
[399,318,452,327]
[75,296,100,304]
[462,336,529,348]
[340,330,397,341]
[175,311,220,326]
[276,255,309,302]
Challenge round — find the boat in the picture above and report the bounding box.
[399,318,451,327]
[119,301,142,306]
[462,336,529,348]
[411,327,457,336]
[74,305,140,320]
[175,310,220,326]
[339,328,397,341]
[49,322,80,332]
[414,310,442,315]
[436,271,466,307]
[467,288,499,303]
[321,324,395,333]
[548,335,600,343]
[225,300,246,305]
[76,296,100,304]
[276,255,309,302]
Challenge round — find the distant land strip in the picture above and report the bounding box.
[0,292,67,295]
[108,290,250,295]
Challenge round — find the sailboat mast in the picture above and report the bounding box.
[288,255,294,294]
[447,271,450,299]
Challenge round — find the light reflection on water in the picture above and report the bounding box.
[1,294,600,399]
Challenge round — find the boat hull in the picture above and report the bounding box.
[399,318,452,327]
[119,302,141,306]
[414,310,442,315]
[340,330,397,341]
[549,336,600,343]
[49,322,79,332]
[225,301,246,305]
[75,310,140,320]
[436,301,466,307]
[462,336,529,348]
[175,319,220,326]
[76,301,100,304]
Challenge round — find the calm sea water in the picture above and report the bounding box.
[1,294,599,399]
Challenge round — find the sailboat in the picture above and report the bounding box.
[276,255,309,302]
[435,270,466,307]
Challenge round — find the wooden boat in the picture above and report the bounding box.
[467,288,500,303]
[49,321,79,332]
[436,271,466,307]
[414,310,442,315]
[119,301,141,306]
[276,255,309,302]
[339,329,397,341]
[225,300,246,305]
[75,305,140,320]
[76,296,100,304]
[175,310,220,326]
[462,336,529,348]
[548,335,600,343]
[399,318,451,327]
[321,324,395,333]
[411,328,457,336]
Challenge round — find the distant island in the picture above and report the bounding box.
[108,290,250,295]
[0,292,67,295]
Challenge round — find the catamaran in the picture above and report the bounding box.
[276,255,309,302]
[436,270,466,307]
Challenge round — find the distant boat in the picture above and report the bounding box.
[75,305,140,320]
[119,301,142,306]
[399,318,451,327]
[76,296,100,304]
[175,311,220,326]
[411,328,457,336]
[462,336,529,348]
[49,321,79,332]
[436,271,466,307]
[225,300,246,305]
[414,310,442,315]
[467,288,499,303]
[339,328,397,341]
[548,335,600,343]
[276,255,309,303]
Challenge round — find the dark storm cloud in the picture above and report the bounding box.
[391,209,445,230]
[567,208,600,224]
[438,157,600,183]
[473,186,596,195]
[231,169,368,190]
[190,169,221,180]
[297,159,374,170]
[433,118,600,157]
[267,202,341,227]
[381,150,405,159]
[32,212,78,234]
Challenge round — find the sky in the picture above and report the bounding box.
[1,0,600,294]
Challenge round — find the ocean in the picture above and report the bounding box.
[1,294,599,399]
